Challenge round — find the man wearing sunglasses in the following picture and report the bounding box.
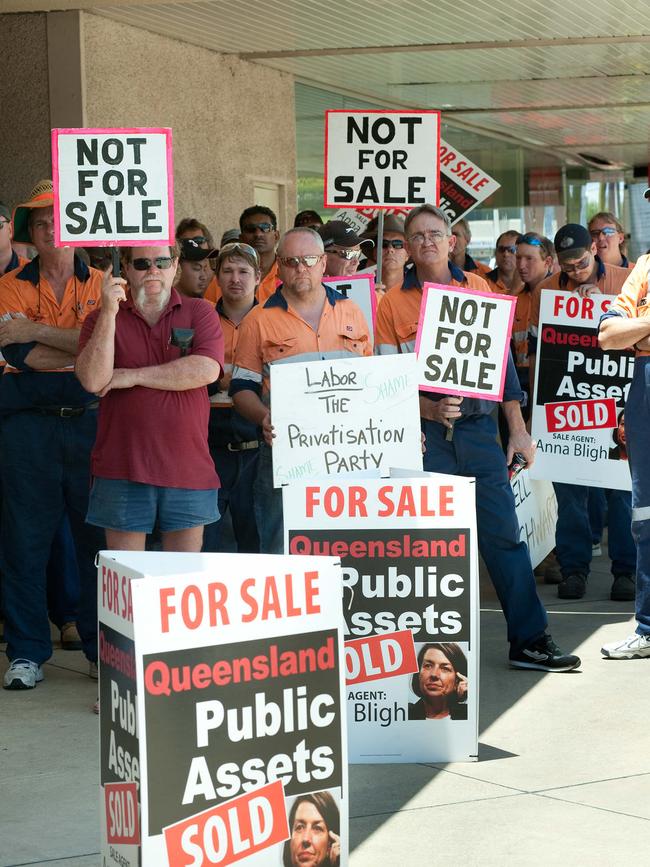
[485,231,523,296]
[588,212,632,270]
[176,216,220,303]
[76,244,224,558]
[0,201,28,276]
[375,204,580,673]
[239,205,281,304]
[0,180,105,691]
[361,215,409,295]
[231,227,371,554]
[318,221,373,279]
[528,224,635,604]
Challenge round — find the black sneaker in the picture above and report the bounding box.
[610,574,635,602]
[558,572,587,599]
[510,633,581,672]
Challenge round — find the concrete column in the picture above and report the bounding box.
[47,10,86,128]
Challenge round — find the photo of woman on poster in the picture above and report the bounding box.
[609,410,628,461]
[283,790,341,867]
[408,642,468,720]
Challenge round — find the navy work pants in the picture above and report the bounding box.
[0,411,104,665]
[422,414,548,652]
[203,445,259,553]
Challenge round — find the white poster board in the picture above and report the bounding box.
[323,274,377,344]
[52,127,174,246]
[270,353,422,487]
[416,283,516,400]
[513,469,557,569]
[325,110,440,209]
[530,290,632,489]
[438,139,501,225]
[99,551,348,866]
[284,473,479,764]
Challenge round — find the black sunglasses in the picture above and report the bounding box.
[382,239,405,249]
[241,222,275,234]
[131,256,175,271]
[497,244,517,254]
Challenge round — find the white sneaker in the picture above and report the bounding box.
[601,633,650,659]
[3,659,44,689]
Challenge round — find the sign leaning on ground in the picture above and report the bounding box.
[324,110,440,208]
[99,550,349,866]
[416,283,516,400]
[284,472,479,764]
[270,353,423,487]
[530,289,633,490]
[52,127,174,246]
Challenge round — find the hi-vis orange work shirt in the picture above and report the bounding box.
[600,254,650,357]
[0,256,103,410]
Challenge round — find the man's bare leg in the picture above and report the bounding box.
[105,529,147,550]
[161,525,204,552]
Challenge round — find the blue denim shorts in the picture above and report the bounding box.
[86,477,219,533]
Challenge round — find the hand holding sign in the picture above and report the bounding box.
[101,267,127,316]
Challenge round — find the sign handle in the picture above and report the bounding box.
[375,210,385,289]
[111,247,120,278]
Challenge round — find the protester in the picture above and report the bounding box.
[588,212,632,269]
[220,228,240,246]
[451,218,491,276]
[76,244,224,554]
[239,205,280,304]
[0,200,28,274]
[0,180,105,690]
[318,220,373,278]
[375,204,580,672]
[177,217,220,302]
[485,231,523,295]
[361,214,409,293]
[177,238,218,299]
[283,792,340,867]
[599,253,650,657]
[529,224,635,601]
[203,242,261,553]
[408,643,468,720]
[294,209,323,230]
[231,227,371,554]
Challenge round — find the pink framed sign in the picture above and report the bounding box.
[415,283,516,401]
[52,127,174,247]
[324,110,440,210]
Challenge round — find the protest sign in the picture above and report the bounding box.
[99,551,348,866]
[325,110,440,209]
[530,290,632,489]
[52,127,174,247]
[438,139,501,225]
[415,283,516,400]
[323,274,377,343]
[270,353,422,487]
[512,469,557,569]
[284,473,479,764]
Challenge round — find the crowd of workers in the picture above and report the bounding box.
[1,178,649,705]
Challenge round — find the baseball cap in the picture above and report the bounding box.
[12,180,54,243]
[220,228,240,246]
[179,238,218,262]
[318,220,374,249]
[294,209,322,228]
[363,214,406,239]
[553,224,592,261]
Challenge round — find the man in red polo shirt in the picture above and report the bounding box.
[76,244,224,553]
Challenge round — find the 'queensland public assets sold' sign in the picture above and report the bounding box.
[416,284,516,400]
[52,127,174,246]
[325,110,440,208]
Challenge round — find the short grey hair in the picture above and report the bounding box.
[404,204,452,237]
[277,226,325,256]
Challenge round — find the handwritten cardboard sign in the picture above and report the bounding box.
[270,354,422,487]
[325,110,440,209]
[415,283,516,400]
[52,127,174,246]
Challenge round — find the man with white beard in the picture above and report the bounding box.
[76,245,224,554]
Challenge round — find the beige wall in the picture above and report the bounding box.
[0,13,52,210]
[81,12,297,239]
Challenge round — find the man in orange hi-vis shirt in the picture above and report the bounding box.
[0,180,104,692]
[599,241,650,659]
